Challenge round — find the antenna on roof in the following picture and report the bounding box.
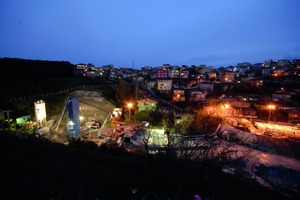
[133,61,135,69]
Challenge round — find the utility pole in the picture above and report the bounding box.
[127,103,133,123]
[135,77,139,101]
[267,104,275,122]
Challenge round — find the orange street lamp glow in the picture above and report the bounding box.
[127,103,133,109]
[224,104,230,109]
[127,103,133,122]
[267,104,276,122]
[268,104,275,110]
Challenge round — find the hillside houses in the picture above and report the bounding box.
[71,59,300,123]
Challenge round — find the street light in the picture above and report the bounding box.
[225,103,230,116]
[267,104,275,122]
[127,102,133,123]
[224,103,230,109]
[221,103,230,116]
[68,120,75,138]
[79,115,84,122]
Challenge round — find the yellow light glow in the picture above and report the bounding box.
[34,100,46,123]
[268,104,275,110]
[79,116,84,121]
[127,103,133,109]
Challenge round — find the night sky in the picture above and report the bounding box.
[1,0,300,68]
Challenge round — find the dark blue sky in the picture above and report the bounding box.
[1,0,300,68]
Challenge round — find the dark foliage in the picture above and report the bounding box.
[0,57,74,80]
[0,131,292,200]
[0,58,73,99]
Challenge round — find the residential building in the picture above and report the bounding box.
[180,69,189,79]
[173,89,185,102]
[263,59,274,68]
[246,79,264,87]
[221,71,235,82]
[156,68,169,79]
[272,93,291,102]
[168,67,180,78]
[189,91,206,102]
[286,109,300,123]
[261,68,271,77]
[277,59,290,67]
[137,98,158,111]
[199,82,214,94]
[157,79,172,93]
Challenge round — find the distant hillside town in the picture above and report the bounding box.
[1,57,300,125]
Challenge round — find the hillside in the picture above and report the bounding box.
[0,57,299,199]
[0,131,292,200]
[0,57,74,79]
[0,58,117,119]
[0,58,72,99]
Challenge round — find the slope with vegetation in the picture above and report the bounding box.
[1,58,299,199]
[0,131,291,200]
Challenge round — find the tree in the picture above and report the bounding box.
[173,116,194,135]
[141,124,253,199]
[134,109,163,128]
[187,110,223,135]
[162,112,175,131]
[115,79,134,104]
